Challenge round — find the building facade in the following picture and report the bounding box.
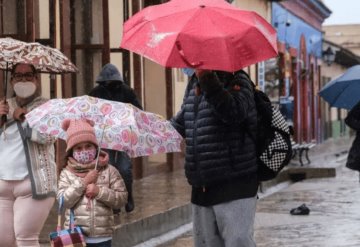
[268,0,331,143]
[0,0,338,178]
[0,0,272,178]
[323,24,360,56]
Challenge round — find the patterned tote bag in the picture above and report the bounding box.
[49,197,86,247]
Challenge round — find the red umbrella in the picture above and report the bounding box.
[120,0,278,72]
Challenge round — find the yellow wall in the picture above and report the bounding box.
[234,0,269,18]
[323,24,360,56]
[322,63,347,82]
[173,69,188,114]
[144,59,167,163]
[109,0,124,49]
[36,0,51,98]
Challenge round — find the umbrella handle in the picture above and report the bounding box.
[0,99,7,127]
[175,41,203,68]
[1,115,6,125]
[94,126,106,170]
[1,62,9,126]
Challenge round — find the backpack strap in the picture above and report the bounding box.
[232,70,257,144]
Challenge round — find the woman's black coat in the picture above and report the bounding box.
[346,101,360,171]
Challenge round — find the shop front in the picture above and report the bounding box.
[265,1,330,143]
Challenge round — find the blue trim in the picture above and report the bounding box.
[272,3,323,58]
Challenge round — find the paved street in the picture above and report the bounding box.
[39,137,354,247]
[163,161,360,247]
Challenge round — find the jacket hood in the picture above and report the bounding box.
[96,63,123,83]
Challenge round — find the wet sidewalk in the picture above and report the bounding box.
[255,162,360,246]
[161,137,360,247]
[40,136,353,246]
[165,160,360,247]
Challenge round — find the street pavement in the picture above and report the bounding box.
[162,159,360,247]
[39,136,354,247]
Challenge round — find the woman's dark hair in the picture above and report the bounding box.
[11,63,37,75]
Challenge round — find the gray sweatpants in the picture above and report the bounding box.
[192,196,257,247]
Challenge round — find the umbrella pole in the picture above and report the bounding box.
[1,62,8,127]
[94,126,106,170]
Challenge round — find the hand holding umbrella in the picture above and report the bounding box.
[25,95,183,158]
[0,100,9,128]
[83,170,99,187]
[0,37,78,124]
[85,183,100,199]
[83,169,99,208]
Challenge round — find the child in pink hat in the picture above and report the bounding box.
[57,118,127,247]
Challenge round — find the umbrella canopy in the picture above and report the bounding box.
[120,0,278,72]
[25,95,183,158]
[0,37,78,73]
[0,37,78,103]
[319,65,360,110]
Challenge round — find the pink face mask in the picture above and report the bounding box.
[73,149,97,164]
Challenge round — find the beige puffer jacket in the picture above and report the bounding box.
[57,164,127,237]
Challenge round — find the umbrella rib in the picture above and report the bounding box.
[202,9,236,71]
[124,6,240,61]
[208,8,277,65]
[127,8,202,66]
[123,8,195,44]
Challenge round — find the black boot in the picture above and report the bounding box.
[125,187,134,212]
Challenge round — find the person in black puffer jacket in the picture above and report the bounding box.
[89,63,142,213]
[171,69,258,247]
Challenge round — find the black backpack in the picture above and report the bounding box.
[237,71,293,181]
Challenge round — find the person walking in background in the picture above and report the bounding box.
[57,118,127,247]
[0,63,57,246]
[88,63,141,213]
[171,69,258,247]
[345,101,360,178]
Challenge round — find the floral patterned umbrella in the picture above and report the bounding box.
[25,95,183,158]
[0,37,78,124]
[0,37,78,73]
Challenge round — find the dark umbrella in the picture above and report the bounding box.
[319,65,360,110]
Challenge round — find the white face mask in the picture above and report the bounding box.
[13,81,37,98]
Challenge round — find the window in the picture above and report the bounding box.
[0,0,26,38]
[71,0,104,96]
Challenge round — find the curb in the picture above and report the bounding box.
[112,204,192,247]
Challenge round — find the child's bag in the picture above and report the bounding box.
[49,197,86,247]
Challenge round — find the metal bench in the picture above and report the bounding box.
[292,142,316,166]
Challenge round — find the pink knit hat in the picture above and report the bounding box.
[62,119,98,151]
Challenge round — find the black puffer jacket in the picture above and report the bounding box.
[171,71,257,187]
[346,101,360,171]
[89,82,142,110]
